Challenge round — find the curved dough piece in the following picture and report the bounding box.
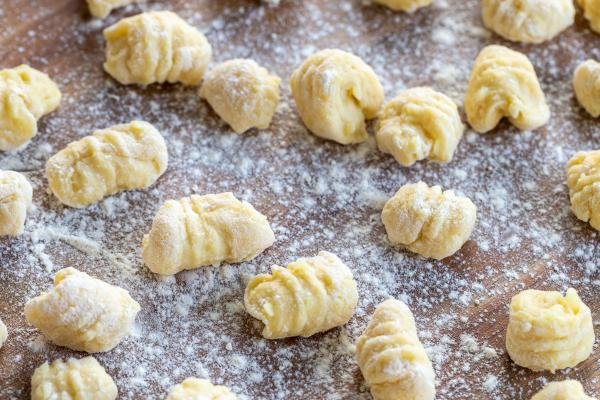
[0,319,6,349]
[578,0,600,33]
[372,0,433,12]
[0,170,32,236]
[166,378,237,400]
[573,60,600,118]
[531,380,596,400]
[566,150,600,230]
[87,0,139,18]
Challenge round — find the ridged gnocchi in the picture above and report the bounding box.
[356,299,436,400]
[290,49,384,145]
[573,60,600,117]
[166,378,237,400]
[372,0,433,12]
[45,120,168,208]
[103,11,213,86]
[376,87,464,167]
[142,192,275,275]
[482,0,575,44]
[0,170,32,236]
[244,251,358,339]
[0,319,6,349]
[578,0,600,33]
[0,65,61,151]
[382,182,476,260]
[506,288,595,372]
[531,380,596,400]
[464,45,550,133]
[566,150,600,230]
[25,267,140,353]
[31,357,118,400]
[87,0,138,18]
[200,59,281,134]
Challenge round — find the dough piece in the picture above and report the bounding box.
[87,0,138,18]
[506,288,595,372]
[0,319,7,349]
[382,182,476,260]
[244,251,358,339]
[372,0,433,12]
[573,60,600,117]
[166,378,237,400]
[376,87,464,167]
[24,267,140,353]
[356,299,435,400]
[531,380,596,400]
[482,0,575,44]
[46,120,168,208]
[0,170,32,236]
[578,0,600,33]
[0,65,61,151]
[290,49,384,145]
[103,11,212,86]
[464,45,550,133]
[566,150,600,230]
[200,59,281,134]
[142,192,275,275]
[31,357,118,400]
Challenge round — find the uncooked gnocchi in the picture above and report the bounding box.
[166,378,237,400]
[0,170,32,236]
[142,192,275,275]
[87,0,138,18]
[0,319,6,349]
[244,251,358,339]
[45,120,168,208]
[482,0,575,44]
[356,299,435,400]
[372,0,433,12]
[25,267,140,353]
[506,288,595,372]
[578,0,600,33]
[566,150,600,230]
[381,182,476,260]
[531,380,596,400]
[573,60,600,117]
[103,11,212,86]
[31,357,117,400]
[464,45,550,133]
[290,49,384,145]
[200,59,281,134]
[376,87,464,167]
[0,65,61,151]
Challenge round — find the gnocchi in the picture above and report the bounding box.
[25,267,140,353]
[142,192,275,275]
[166,378,237,400]
[566,150,600,230]
[0,65,61,151]
[464,45,550,133]
[506,288,595,372]
[0,170,32,236]
[0,319,6,349]
[290,49,384,145]
[372,0,433,12]
[356,299,436,400]
[31,357,118,400]
[46,120,168,208]
[376,87,464,167]
[573,60,600,117]
[578,0,600,33]
[244,251,358,339]
[87,0,138,18]
[103,11,212,86]
[531,380,596,400]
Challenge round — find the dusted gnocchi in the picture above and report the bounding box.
[531,380,596,400]
[566,150,600,230]
[0,319,6,349]
[166,378,237,400]
[372,0,432,12]
[578,0,600,33]
[573,60,600,117]
[0,170,32,236]
[87,0,138,18]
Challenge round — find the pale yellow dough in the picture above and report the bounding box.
[290,49,384,145]
[531,380,596,400]
[87,0,139,18]
[200,59,281,134]
[0,319,7,349]
[506,288,595,372]
[372,0,433,12]
[356,299,435,400]
[566,150,600,230]
[465,45,550,133]
[0,170,32,236]
[31,357,118,400]
[578,0,600,33]
[142,192,275,275]
[103,11,212,86]
[46,120,168,208]
[25,267,140,353]
[166,378,237,400]
[573,60,600,118]
[376,87,464,167]
[244,251,358,339]
[0,65,61,151]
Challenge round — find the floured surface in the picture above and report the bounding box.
[0,0,599,398]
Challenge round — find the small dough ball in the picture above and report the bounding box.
[465,45,550,133]
[25,267,140,353]
[382,182,476,260]
[46,120,168,208]
[506,288,595,372]
[0,65,61,151]
[166,378,237,400]
[578,0,600,33]
[200,59,281,134]
[142,192,275,275]
[0,319,7,349]
[531,380,596,400]
[290,49,384,145]
[573,59,600,117]
[372,0,433,12]
[482,0,575,44]
[103,11,212,86]
[0,170,32,236]
[376,87,464,167]
[87,0,139,18]
[31,357,117,400]
[245,251,358,339]
[566,150,600,230]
